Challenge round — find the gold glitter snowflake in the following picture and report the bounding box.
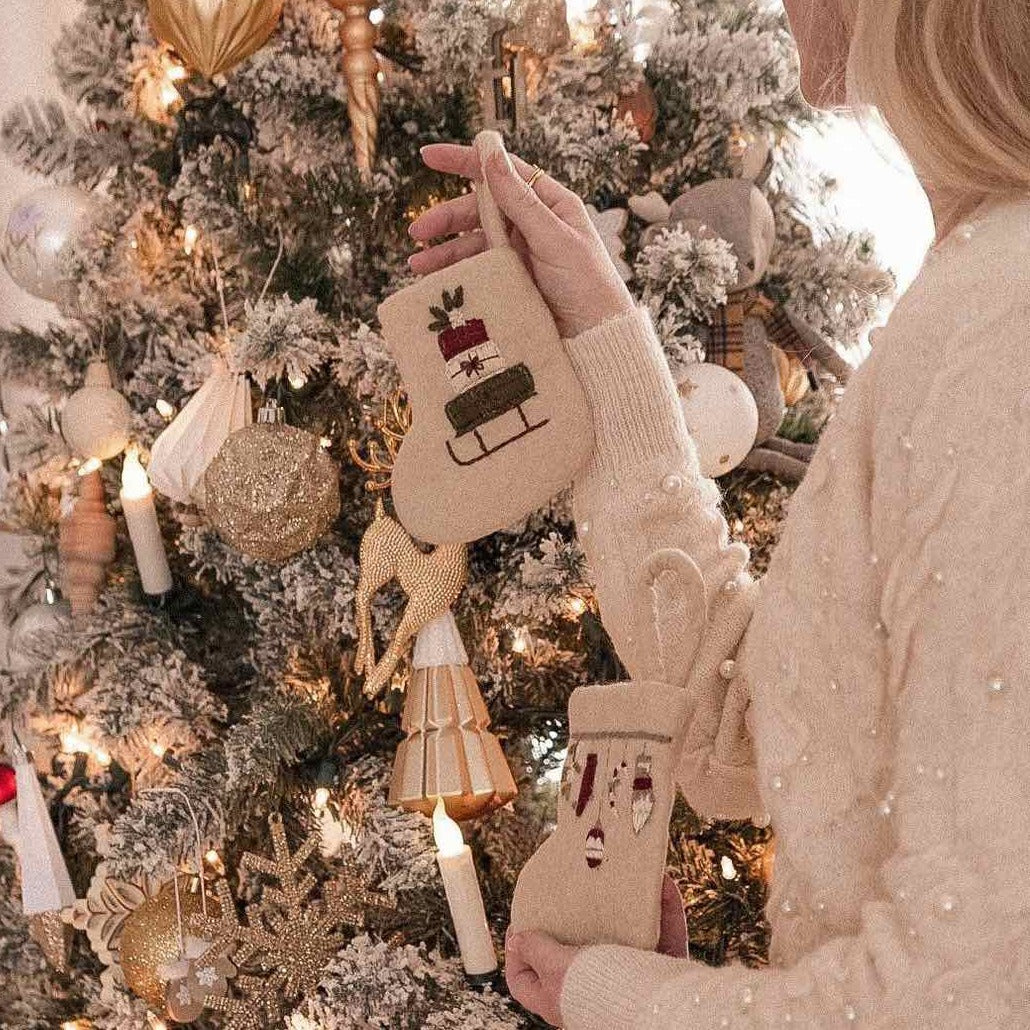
[190,813,393,1030]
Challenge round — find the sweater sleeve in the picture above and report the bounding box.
[564,308,760,820]
[560,302,1030,1029]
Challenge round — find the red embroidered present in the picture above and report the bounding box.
[438,319,489,361]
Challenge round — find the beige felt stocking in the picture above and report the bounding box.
[377,132,593,545]
[509,681,691,950]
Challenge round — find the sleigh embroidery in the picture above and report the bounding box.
[428,288,549,467]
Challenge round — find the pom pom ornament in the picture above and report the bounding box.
[62,360,132,462]
[676,362,759,477]
[204,400,340,562]
[147,0,284,79]
[59,469,116,615]
[149,360,253,505]
[0,185,99,303]
[389,611,517,821]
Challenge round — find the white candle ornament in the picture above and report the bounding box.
[433,797,497,978]
[121,449,173,596]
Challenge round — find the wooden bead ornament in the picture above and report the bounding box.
[59,469,116,616]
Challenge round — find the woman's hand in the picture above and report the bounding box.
[504,876,689,1026]
[409,141,635,339]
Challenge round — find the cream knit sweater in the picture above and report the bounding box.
[557,195,1030,1029]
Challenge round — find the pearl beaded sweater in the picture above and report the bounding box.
[558,195,1030,1029]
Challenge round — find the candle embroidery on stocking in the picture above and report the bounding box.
[631,753,655,834]
[560,741,578,805]
[585,821,605,869]
[427,288,549,467]
[575,752,598,817]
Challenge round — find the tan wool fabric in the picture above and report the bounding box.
[377,246,593,545]
[556,195,1030,1028]
[509,681,692,950]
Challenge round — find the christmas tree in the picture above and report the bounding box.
[0,0,893,1025]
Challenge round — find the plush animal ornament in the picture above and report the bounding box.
[377,131,594,544]
[631,179,852,479]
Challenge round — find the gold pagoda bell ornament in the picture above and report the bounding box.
[328,0,381,179]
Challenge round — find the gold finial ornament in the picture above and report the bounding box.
[329,0,381,179]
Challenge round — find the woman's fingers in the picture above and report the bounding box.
[421,142,576,213]
[409,191,479,241]
[480,147,571,257]
[408,229,486,274]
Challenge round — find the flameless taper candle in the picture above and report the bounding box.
[120,449,173,596]
[433,797,498,980]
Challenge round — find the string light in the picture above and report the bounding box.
[369,6,385,25]
[150,741,167,758]
[204,848,226,876]
[511,626,531,654]
[288,371,308,389]
[77,457,102,476]
[720,855,738,880]
[182,224,200,256]
[59,727,93,755]
[568,595,587,617]
[94,748,112,768]
[313,786,331,810]
[155,398,175,420]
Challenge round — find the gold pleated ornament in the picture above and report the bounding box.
[389,610,517,822]
[148,0,284,79]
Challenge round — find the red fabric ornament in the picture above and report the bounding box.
[0,764,15,806]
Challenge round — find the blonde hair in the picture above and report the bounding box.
[844,0,1030,197]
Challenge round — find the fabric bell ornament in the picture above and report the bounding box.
[149,359,253,505]
[10,734,75,971]
[509,681,691,949]
[204,399,339,562]
[389,610,517,821]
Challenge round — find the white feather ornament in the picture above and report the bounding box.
[149,361,253,505]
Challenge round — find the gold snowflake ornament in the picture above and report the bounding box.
[190,813,393,1030]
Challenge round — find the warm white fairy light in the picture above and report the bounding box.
[319,436,332,450]
[155,398,175,420]
[182,224,200,256]
[568,595,587,617]
[288,371,308,389]
[94,748,112,768]
[77,457,102,476]
[369,6,384,24]
[313,786,331,810]
[60,726,93,755]
[511,626,531,654]
[150,741,167,758]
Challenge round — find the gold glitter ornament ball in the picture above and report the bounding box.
[120,879,218,1011]
[205,413,340,563]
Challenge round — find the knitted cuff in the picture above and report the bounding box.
[560,944,686,1030]
[563,308,691,475]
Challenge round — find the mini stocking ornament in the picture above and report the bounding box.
[377,130,593,544]
[509,681,691,949]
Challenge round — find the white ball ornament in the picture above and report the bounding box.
[7,597,72,675]
[676,363,759,477]
[1,185,99,303]
[62,360,133,461]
